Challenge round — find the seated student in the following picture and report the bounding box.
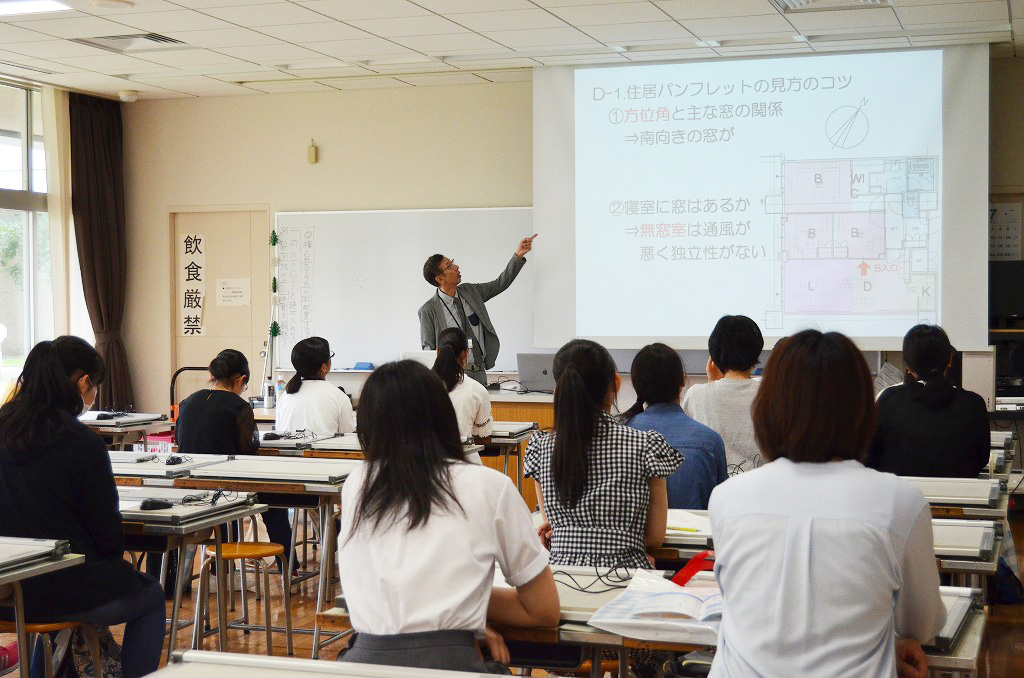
[0,337,164,678]
[524,339,682,569]
[432,327,493,439]
[682,315,764,475]
[708,330,945,678]
[175,350,294,571]
[338,360,558,673]
[276,337,354,437]
[869,324,989,478]
[622,343,727,510]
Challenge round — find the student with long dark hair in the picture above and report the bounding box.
[623,343,727,510]
[338,361,558,673]
[869,325,989,477]
[176,349,294,572]
[708,330,944,677]
[0,337,164,678]
[276,337,354,436]
[524,339,682,569]
[432,327,493,438]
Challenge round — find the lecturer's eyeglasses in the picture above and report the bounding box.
[441,258,456,273]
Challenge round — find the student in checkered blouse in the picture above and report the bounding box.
[524,339,683,570]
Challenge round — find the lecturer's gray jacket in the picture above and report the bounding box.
[418,254,526,370]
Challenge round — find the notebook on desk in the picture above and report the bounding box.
[489,421,537,437]
[80,412,165,427]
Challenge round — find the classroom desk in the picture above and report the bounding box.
[115,457,359,647]
[153,650,500,678]
[84,420,172,451]
[116,486,267,657]
[475,423,537,493]
[257,434,485,462]
[0,547,85,678]
[253,408,276,423]
[110,452,230,479]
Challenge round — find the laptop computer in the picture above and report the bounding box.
[517,353,556,394]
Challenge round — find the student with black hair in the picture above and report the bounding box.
[338,360,558,673]
[276,337,354,436]
[682,315,764,475]
[869,325,989,477]
[623,343,727,510]
[524,339,682,569]
[176,349,295,575]
[0,337,164,678]
[432,327,493,439]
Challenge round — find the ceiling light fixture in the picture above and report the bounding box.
[770,0,889,12]
[90,0,134,8]
[694,40,720,48]
[0,0,71,16]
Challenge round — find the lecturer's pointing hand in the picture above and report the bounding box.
[516,233,538,259]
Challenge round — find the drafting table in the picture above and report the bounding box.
[117,486,266,656]
[258,434,486,464]
[902,477,1009,519]
[981,449,1009,481]
[475,421,538,492]
[259,431,337,449]
[110,452,230,481]
[0,539,84,678]
[153,650,499,677]
[81,412,171,451]
[173,457,359,647]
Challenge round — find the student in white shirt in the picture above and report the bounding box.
[338,360,558,673]
[708,330,945,678]
[432,327,493,439]
[275,337,354,436]
[682,314,763,475]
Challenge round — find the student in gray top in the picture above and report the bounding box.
[419,234,536,385]
[682,315,764,475]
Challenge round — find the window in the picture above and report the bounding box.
[0,83,51,375]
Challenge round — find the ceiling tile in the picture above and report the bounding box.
[654,0,779,20]
[0,23,53,42]
[446,9,567,32]
[255,21,370,42]
[786,8,902,32]
[484,26,601,48]
[532,0,648,6]
[165,28,283,48]
[895,1,1008,26]
[112,10,236,33]
[415,0,535,12]
[134,49,248,67]
[50,53,172,74]
[203,3,334,27]
[395,72,488,85]
[392,32,509,55]
[215,43,328,63]
[679,14,795,38]
[171,0,281,8]
[8,16,136,39]
[303,37,414,58]
[348,15,470,37]
[247,80,335,92]
[547,2,670,26]
[3,39,111,58]
[477,69,532,82]
[585,21,695,43]
[294,0,431,21]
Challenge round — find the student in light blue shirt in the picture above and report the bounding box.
[622,343,728,510]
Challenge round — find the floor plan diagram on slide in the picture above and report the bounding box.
[762,155,940,330]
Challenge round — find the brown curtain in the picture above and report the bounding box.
[69,92,134,411]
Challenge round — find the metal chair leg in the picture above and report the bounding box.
[282,561,294,656]
[260,561,273,656]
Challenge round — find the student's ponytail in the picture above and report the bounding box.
[0,336,105,456]
[287,337,332,394]
[902,324,956,409]
[432,328,468,393]
[620,343,685,424]
[552,340,617,508]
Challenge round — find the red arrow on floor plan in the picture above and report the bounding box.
[857,261,869,276]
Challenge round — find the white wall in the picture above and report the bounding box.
[122,82,532,412]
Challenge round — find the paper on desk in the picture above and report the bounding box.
[118,500,142,512]
[667,510,712,534]
[588,569,721,645]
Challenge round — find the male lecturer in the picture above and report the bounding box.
[419,234,537,386]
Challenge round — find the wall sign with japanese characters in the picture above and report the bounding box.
[179,233,205,336]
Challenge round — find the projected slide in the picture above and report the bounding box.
[575,51,942,339]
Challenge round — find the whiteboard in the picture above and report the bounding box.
[275,208,535,372]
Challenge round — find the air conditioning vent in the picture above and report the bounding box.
[71,33,193,54]
[770,0,890,12]
[0,61,56,74]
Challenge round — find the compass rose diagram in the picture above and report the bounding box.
[825,99,869,149]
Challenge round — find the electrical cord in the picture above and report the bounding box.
[552,562,634,594]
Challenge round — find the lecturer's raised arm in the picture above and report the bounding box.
[477,234,537,302]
